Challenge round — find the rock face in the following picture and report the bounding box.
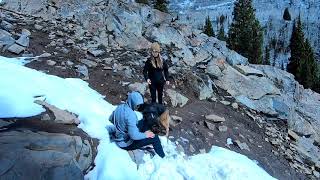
[0,130,92,180]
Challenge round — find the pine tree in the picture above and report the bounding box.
[264,46,271,65]
[203,16,215,37]
[217,25,226,41]
[287,17,305,82]
[283,7,291,21]
[301,39,318,89]
[227,0,263,64]
[135,0,148,4]
[287,16,319,92]
[154,0,168,12]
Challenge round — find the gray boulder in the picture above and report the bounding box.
[166,89,188,107]
[16,34,30,47]
[145,24,186,49]
[128,82,148,95]
[0,130,92,180]
[7,43,25,54]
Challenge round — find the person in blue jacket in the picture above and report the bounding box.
[109,91,165,158]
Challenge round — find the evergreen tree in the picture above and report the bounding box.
[135,0,148,4]
[287,16,319,91]
[283,7,291,21]
[301,39,318,89]
[203,16,215,37]
[154,0,168,12]
[264,46,271,65]
[217,25,226,41]
[287,17,305,82]
[227,0,263,64]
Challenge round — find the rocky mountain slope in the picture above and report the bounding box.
[0,0,320,179]
[168,0,320,67]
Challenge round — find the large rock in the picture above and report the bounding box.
[187,73,214,100]
[34,100,80,125]
[128,82,148,95]
[205,114,225,122]
[7,43,25,54]
[235,65,264,77]
[216,65,280,100]
[206,59,223,78]
[202,38,249,66]
[173,47,196,66]
[145,24,187,49]
[75,65,89,80]
[0,130,92,180]
[166,89,188,107]
[293,137,320,167]
[16,34,30,47]
[0,29,15,48]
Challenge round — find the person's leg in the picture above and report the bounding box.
[149,84,157,103]
[156,82,164,104]
[122,136,165,158]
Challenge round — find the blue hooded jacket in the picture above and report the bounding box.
[109,92,146,147]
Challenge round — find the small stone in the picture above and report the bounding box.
[288,130,300,141]
[218,125,228,132]
[46,60,56,66]
[21,29,31,36]
[209,96,217,102]
[170,115,183,127]
[34,24,43,30]
[66,60,74,66]
[232,102,239,109]
[205,114,225,122]
[199,149,206,154]
[88,49,105,57]
[227,138,233,145]
[38,53,52,58]
[220,100,231,106]
[103,66,112,70]
[80,59,98,68]
[204,121,215,131]
[189,144,196,153]
[65,39,75,45]
[234,140,250,151]
[208,132,214,137]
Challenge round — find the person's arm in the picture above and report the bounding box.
[143,59,149,82]
[127,113,147,140]
[163,60,169,81]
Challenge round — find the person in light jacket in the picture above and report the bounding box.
[109,91,165,158]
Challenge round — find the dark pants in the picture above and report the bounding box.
[149,82,164,104]
[122,135,165,158]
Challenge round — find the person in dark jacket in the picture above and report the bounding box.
[143,42,169,104]
[108,91,165,158]
[137,102,168,136]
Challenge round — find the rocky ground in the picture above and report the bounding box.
[1,1,320,179]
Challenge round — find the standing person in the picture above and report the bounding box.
[108,91,165,158]
[143,42,169,104]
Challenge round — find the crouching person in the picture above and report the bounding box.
[109,91,165,158]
